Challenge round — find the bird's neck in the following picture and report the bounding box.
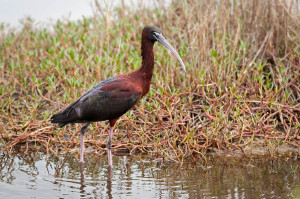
[135,36,155,96]
[139,36,155,80]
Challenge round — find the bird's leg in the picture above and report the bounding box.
[80,123,90,164]
[107,127,113,149]
[107,126,113,169]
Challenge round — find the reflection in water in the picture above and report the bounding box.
[0,151,300,198]
[106,169,112,199]
[79,162,85,194]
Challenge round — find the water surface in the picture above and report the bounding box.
[0,151,300,198]
[0,0,94,27]
[0,0,167,27]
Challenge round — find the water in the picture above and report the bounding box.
[0,0,96,27]
[0,0,168,27]
[0,151,300,198]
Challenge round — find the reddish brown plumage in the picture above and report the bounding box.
[118,31,155,97]
[105,31,156,127]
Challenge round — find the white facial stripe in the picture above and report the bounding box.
[152,32,162,41]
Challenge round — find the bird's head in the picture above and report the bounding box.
[143,25,162,42]
[143,25,186,73]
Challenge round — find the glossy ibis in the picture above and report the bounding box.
[51,25,186,168]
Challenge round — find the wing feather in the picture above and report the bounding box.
[51,76,142,126]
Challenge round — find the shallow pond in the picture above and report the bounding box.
[0,151,299,198]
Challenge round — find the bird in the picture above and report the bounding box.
[51,25,186,168]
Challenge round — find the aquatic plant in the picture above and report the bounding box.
[0,0,299,162]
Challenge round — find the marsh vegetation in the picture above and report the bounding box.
[0,0,299,161]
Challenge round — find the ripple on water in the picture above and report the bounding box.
[0,152,300,198]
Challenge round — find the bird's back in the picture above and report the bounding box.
[51,76,142,127]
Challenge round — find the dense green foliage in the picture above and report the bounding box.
[1,0,299,160]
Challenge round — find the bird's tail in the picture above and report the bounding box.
[51,109,77,127]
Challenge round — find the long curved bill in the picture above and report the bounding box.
[153,33,186,73]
